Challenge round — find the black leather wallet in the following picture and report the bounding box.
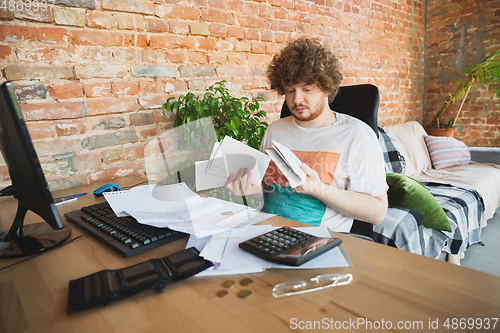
[66,247,213,314]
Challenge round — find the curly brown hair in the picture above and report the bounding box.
[266,38,343,102]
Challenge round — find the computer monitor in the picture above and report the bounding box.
[0,82,71,257]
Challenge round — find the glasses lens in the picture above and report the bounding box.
[272,274,352,298]
[273,280,307,293]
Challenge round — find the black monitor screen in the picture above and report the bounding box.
[0,81,71,257]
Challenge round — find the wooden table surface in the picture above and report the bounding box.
[1,176,499,333]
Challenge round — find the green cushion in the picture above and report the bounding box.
[386,172,452,232]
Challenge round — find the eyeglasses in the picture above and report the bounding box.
[272,273,353,298]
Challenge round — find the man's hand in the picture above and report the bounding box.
[293,163,324,196]
[226,167,261,196]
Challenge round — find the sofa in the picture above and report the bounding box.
[372,121,500,264]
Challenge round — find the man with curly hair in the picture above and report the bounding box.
[227,38,387,232]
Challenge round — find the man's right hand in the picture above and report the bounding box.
[225,167,261,196]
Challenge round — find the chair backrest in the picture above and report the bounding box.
[280,83,380,137]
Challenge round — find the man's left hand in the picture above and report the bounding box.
[293,163,324,196]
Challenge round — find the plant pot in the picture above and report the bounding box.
[425,127,455,137]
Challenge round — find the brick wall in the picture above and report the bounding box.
[0,0,425,190]
[424,0,500,147]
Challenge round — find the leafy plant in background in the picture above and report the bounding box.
[428,48,500,129]
[163,80,268,150]
[162,81,268,207]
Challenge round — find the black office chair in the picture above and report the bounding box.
[280,84,380,240]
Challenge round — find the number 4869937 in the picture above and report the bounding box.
[1,0,56,12]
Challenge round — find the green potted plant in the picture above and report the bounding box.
[163,80,268,150]
[426,48,500,137]
[162,81,268,204]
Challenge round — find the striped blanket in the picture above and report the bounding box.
[373,181,484,258]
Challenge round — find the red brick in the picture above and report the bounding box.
[138,95,170,109]
[72,153,103,172]
[227,26,245,38]
[188,51,209,64]
[102,148,126,164]
[85,97,138,116]
[129,33,148,47]
[216,66,251,78]
[49,83,84,99]
[266,43,280,55]
[89,166,142,183]
[227,54,247,65]
[73,30,129,47]
[238,15,269,29]
[55,120,87,136]
[227,0,245,12]
[0,45,12,59]
[102,0,154,15]
[147,18,169,33]
[209,24,227,38]
[116,14,146,31]
[126,147,145,161]
[0,25,68,43]
[141,49,164,63]
[139,128,158,140]
[195,38,216,51]
[270,20,295,32]
[201,9,234,24]
[243,1,260,16]
[168,21,189,34]
[84,83,112,97]
[251,42,266,54]
[259,4,274,18]
[166,49,187,62]
[273,7,287,19]
[268,0,294,9]
[150,35,194,49]
[86,12,114,29]
[157,5,200,20]
[13,5,53,23]
[139,81,164,94]
[112,81,140,95]
[27,123,56,140]
[245,28,260,40]
[21,102,84,121]
[261,30,273,42]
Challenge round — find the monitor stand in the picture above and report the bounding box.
[0,204,71,258]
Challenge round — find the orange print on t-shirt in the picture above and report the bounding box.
[264,150,340,187]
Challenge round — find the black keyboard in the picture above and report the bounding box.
[65,201,186,257]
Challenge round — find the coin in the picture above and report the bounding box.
[216,290,228,297]
[240,278,253,286]
[221,211,233,216]
[222,280,235,288]
[238,289,252,299]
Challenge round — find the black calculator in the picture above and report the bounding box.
[238,227,342,266]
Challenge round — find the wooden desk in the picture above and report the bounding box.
[1,176,499,333]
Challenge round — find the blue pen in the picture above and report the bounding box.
[53,192,87,200]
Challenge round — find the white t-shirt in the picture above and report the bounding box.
[260,112,387,231]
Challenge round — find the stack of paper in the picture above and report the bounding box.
[188,226,352,276]
[195,136,271,191]
[265,140,307,188]
[103,183,268,238]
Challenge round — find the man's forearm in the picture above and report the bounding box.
[312,183,388,225]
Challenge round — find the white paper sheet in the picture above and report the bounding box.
[103,182,273,238]
[205,136,271,185]
[266,140,306,188]
[195,160,228,191]
[192,226,352,276]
